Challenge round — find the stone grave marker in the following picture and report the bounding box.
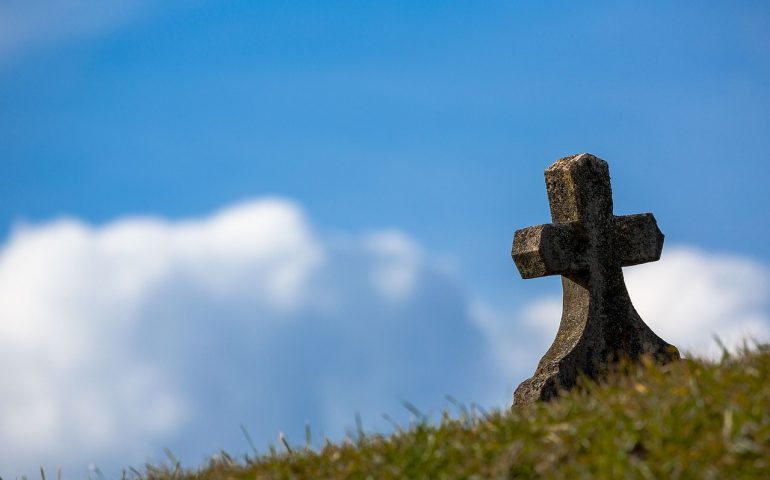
[511,153,680,405]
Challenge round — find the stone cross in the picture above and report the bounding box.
[511,153,679,405]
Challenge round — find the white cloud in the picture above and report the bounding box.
[0,199,767,478]
[0,199,322,475]
[627,246,770,357]
[475,247,770,384]
[0,0,150,63]
[0,198,486,478]
[363,230,421,301]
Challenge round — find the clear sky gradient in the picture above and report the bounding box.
[1,0,769,477]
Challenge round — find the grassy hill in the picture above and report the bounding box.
[135,345,770,479]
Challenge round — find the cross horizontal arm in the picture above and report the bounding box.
[512,223,586,279]
[613,213,664,267]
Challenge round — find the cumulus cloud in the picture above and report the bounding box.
[626,247,770,356]
[476,246,770,386]
[0,199,321,474]
[0,199,767,478]
[0,198,487,478]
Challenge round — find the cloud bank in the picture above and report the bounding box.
[0,198,767,477]
[475,246,770,384]
[0,199,489,477]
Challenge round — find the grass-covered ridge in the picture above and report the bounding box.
[138,346,770,479]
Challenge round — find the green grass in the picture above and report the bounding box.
[134,345,770,479]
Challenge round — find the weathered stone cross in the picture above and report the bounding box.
[511,153,679,405]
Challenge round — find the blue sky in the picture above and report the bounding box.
[1,1,769,477]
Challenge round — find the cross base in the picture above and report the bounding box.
[513,275,680,405]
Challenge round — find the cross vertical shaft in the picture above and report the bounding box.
[511,154,679,405]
